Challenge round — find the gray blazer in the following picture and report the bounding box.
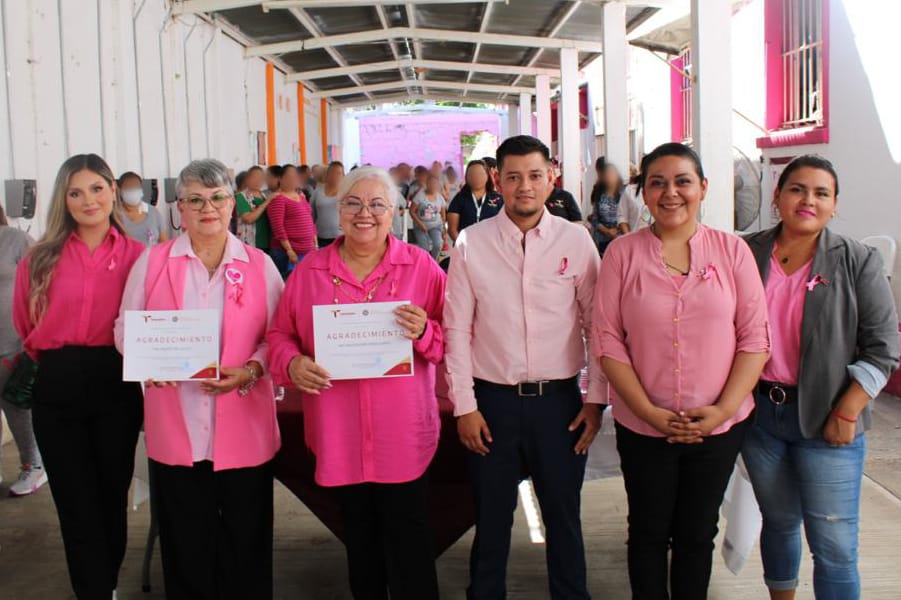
[744,225,899,438]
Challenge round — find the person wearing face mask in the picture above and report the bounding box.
[593,143,771,599]
[118,172,167,248]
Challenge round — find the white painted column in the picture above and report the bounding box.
[559,47,581,200]
[691,0,733,231]
[535,74,552,147]
[503,104,516,140]
[518,92,532,136]
[603,1,629,176]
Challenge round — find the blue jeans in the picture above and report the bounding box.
[270,248,303,280]
[742,391,865,599]
[413,226,443,260]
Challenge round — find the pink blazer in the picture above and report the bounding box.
[142,240,281,470]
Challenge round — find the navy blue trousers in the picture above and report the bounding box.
[467,377,589,600]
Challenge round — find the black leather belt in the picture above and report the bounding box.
[474,376,578,397]
[757,380,798,405]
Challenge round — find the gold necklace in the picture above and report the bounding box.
[331,274,387,304]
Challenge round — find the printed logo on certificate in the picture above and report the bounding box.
[123,309,220,382]
[312,301,414,380]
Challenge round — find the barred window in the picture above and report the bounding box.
[679,48,692,142]
[781,0,824,128]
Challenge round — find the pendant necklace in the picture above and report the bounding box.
[332,274,387,304]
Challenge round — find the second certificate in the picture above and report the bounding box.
[312,300,414,380]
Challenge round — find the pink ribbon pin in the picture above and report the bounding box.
[225,267,245,305]
[700,263,716,280]
[806,273,830,292]
[558,257,569,276]
[107,259,117,271]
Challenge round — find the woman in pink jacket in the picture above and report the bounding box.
[268,166,446,600]
[115,159,284,599]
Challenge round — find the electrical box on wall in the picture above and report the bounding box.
[142,179,160,206]
[163,178,178,204]
[4,179,37,219]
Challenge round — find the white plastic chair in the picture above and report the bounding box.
[861,235,897,280]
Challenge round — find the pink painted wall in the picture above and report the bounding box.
[359,112,501,171]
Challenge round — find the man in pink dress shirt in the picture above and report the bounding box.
[445,136,605,600]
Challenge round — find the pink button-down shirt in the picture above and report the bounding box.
[592,225,770,437]
[760,254,812,385]
[14,227,145,359]
[444,208,604,417]
[115,233,284,462]
[267,235,446,487]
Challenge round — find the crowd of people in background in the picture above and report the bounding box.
[0,134,898,600]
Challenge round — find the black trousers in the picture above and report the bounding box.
[615,419,748,600]
[333,472,439,600]
[150,459,274,600]
[467,378,589,600]
[30,346,143,600]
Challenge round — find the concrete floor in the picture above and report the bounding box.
[2,395,901,599]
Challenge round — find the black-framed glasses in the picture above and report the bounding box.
[339,199,392,216]
[178,192,232,211]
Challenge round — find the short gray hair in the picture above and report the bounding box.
[175,159,233,198]
[335,166,400,208]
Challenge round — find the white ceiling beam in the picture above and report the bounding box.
[375,5,408,83]
[285,59,560,81]
[263,0,504,9]
[463,0,495,96]
[203,13,301,87]
[171,0,262,15]
[244,27,603,58]
[309,79,535,99]
[406,4,427,95]
[286,6,373,100]
[336,92,507,110]
[507,1,584,95]
[172,0,509,16]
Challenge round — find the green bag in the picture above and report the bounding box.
[2,352,39,409]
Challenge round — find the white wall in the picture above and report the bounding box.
[761,0,901,306]
[0,0,321,236]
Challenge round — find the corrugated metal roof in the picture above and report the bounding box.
[185,1,663,106]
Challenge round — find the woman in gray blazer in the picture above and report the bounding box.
[742,155,899,600]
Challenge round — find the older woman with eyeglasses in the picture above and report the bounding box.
[268,166,446,600]
[115,159,284,599]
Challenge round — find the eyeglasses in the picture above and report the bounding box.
[339,199,392,216]
[178,192,232,211]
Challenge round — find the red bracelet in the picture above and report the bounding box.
[833,412,858,424]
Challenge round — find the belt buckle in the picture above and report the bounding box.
[517,381,544,397]
[768,385,787,405]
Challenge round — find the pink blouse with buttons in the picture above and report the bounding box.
[13,227,145,359]
[591,225,770,438]
[267,235,446,487]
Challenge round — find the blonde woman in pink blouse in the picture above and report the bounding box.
[593,143,770,600]
[268,166,446,600]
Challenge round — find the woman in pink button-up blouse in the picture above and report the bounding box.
[592,143,770,600]
[268,166,446,600]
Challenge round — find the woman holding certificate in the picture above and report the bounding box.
[268,166,446,600]
[115,159,284,599]
[12,154,146,599]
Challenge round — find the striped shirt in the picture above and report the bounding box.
[268,194,317,255]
